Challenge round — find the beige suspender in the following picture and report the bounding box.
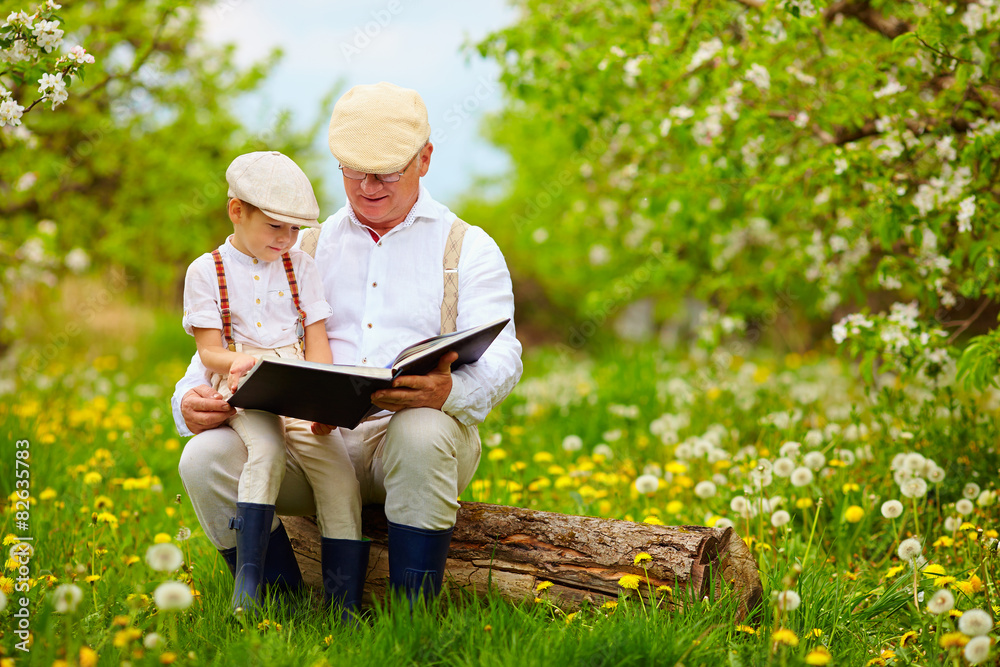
[441,217,470,334]
[299,218,469,334]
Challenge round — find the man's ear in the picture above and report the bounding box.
[227,198,243,225]
[418,142,433,177]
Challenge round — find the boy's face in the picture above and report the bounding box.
[229,200,300,262]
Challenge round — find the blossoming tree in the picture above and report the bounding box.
[472,0,1000,387]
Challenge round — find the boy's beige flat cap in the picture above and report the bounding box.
[328,82,431,174]
[226,151,321,227]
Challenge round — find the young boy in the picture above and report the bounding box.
[182,151,368,618]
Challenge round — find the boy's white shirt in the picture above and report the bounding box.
[183,237,333,349]
[172,186,523,435]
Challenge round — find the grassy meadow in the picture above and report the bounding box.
[0,293,998,667]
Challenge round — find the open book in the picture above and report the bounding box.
[228,318,511,429]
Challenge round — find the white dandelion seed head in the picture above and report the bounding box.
[900,477,928,499]
[804,429,824,447]
[773,457,795,477]
[978,490,995,507]
[890,453,907,470]
[562,435,583,452]
[774,589,801,611]
[749,468,773,488]
[771,510,791,528]
[964,482,982,500]
[790,467,814,487]
[9,542,34,560]
[926,466,946,483]
[175,527,192,542]
[153,581,193,611]
[730,495,749,513]
[643,463,663,477]
[926,588,955,614]
[955,498,974,516]
[144,632,164,649]
[964,635,991,664]
[779,441,802,457]
[959,609,994,637]
[897,537,922,561]
[944,516,961,531]
[634,474,660,494]
[803,451,826,470]
[902,452,926,472]
[593,443,614,459]
[694,480,717,499]
[52,583,83,613]
[145,543,184,572]
[881,500,904,519]
[714,517,734,529]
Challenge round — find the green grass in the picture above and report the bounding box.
[0,304,998,666]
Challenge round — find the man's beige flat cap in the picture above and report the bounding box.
[328,82,431,174]
[226,151,320,227]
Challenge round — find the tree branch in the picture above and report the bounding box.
[824,1,912,39]
[731,0,764,9]
[947,298,993,344]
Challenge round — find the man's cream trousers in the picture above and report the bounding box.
[178,408,482,549]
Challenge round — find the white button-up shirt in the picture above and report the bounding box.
[182,237,332,349]
[172,187,523,433]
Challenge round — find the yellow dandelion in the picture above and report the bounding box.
[643,515,664,525]
[772,628,799,647]
[879,650,896,660]
[922,563,946,577]
[934,535,954,548]
[656,585,672,596]
[618,574,642,590]
[536,581,553,593]
[664,461,687,474]
[96,512,118,528]
[633,553,652,566]
[939,632,970,648]
[93,496,114,509]
[159,652,177,664]
[112,615,130,626]
[39,488,57,500]
[935,575,957,587]
[0,577,15,594]
[665,500,684,514]
[4,557,19,571]
[85,575,101,584]
[844,505,864,523]
[602,601,618,610]
[564,612,577,624]
[810,628,823,638]
[123,555,140,566]
[487,448,508,462]
[866,658,886,666]
[532,452,554,464]
[899,630,918,646]
[113,628,142,648]
[950,609,964,618]
[153,533,172,544]
[2,535,17,546]
[796,497,814,509]
[83,472,102,485]
[735,625,756,635]
[885,565,905,578]
[805,647,832,665]
[79,647,98,667]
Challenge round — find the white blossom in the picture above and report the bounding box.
[31,19,63,53]
[687,37,722,72]
[957,195,976,232]
[873,76,906,99]
[0,98,24,127]
[744,63,770,91]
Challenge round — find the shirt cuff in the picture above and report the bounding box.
[302,300,333,327]
[441,372,467,418]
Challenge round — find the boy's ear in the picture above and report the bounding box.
[227,198,243,225]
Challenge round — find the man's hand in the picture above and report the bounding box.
[371,351,458,412]
[181,385,236,435]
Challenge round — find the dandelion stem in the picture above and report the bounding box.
[802,498,823,567]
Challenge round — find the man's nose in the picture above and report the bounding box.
[360,173,383,194]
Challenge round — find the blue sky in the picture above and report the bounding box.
[199,1,518,210]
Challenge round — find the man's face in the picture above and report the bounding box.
[343,143,432,231]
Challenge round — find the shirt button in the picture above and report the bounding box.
[278,291,284,296]
[256,322,261,327]
[255,298,260,305]
[254,275,260,281]
[253,258,258,264]
[377,241,382,247]
[367,323,373,329]
[362,357,367,364]
[371,282,377,288]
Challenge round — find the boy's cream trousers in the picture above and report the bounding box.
[178,407,482,549]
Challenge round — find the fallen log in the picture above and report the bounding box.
[283,502,762,621]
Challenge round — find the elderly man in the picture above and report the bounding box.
[172,82,522,612]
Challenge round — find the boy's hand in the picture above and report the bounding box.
[228,353,259,393]
[311,422,335,436]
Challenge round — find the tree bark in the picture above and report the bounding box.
[283,502,762,622]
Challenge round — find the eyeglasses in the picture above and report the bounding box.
[339,153,419,183]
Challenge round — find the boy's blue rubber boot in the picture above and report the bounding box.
[387,521,454,605]
[229,502,275,613]
[321,537,371,622]
[219,521,303,593]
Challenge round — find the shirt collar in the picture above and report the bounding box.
[221,235,265,266]
[345,186,434,235]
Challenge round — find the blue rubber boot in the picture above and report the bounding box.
[219,521,303,592]
[321,537,371,622]
[229,502,275,613]
[387,521,454,605]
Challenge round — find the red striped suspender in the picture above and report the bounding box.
[211,249,236,351]
[281,252,307,344]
